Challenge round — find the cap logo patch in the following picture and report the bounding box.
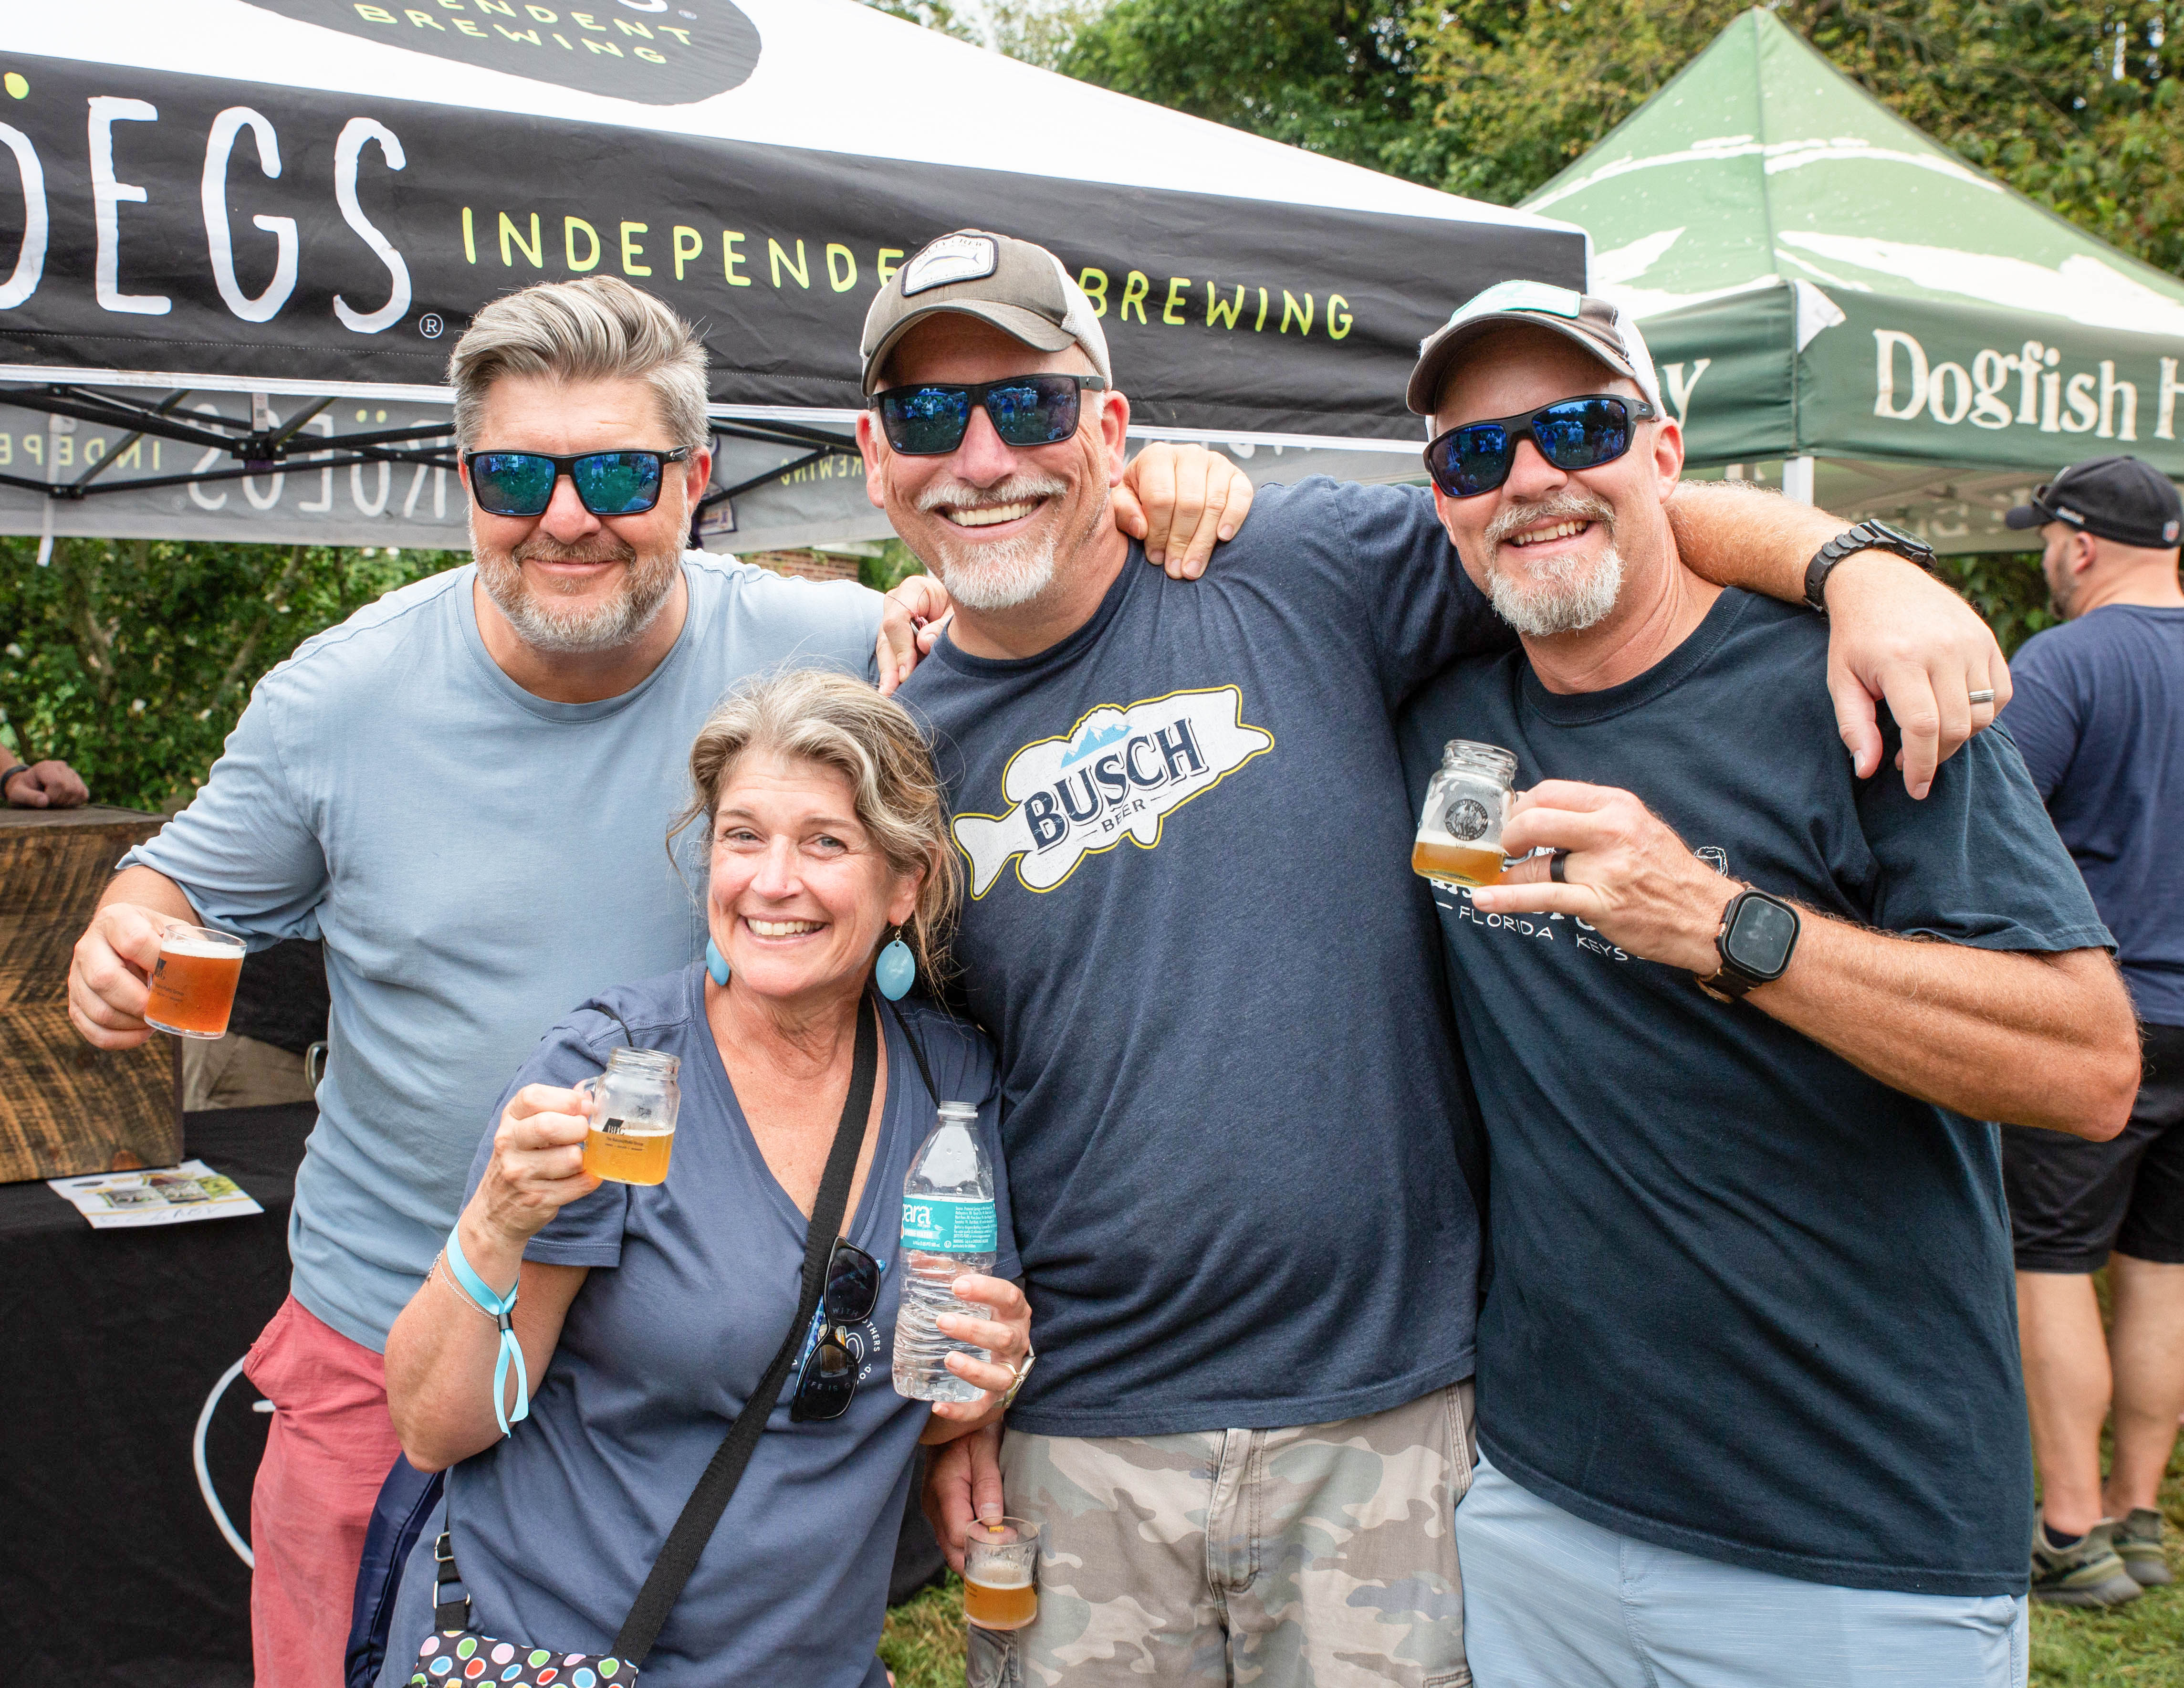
[2056,505,2086,525]
[902,235,998,298]
[2167,520,2180,543]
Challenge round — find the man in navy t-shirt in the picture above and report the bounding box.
[1395,285,2138,1686]
[1999,455,2184,1604]
[859,231,2027,1685]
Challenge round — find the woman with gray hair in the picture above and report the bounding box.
[377,669,1031,1687]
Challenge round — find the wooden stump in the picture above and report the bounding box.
[0,805,181,1183]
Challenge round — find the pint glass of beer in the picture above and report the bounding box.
[576,1048,681,1186]
[964,1517,1040,1631]
[144,923,247,1039]
[1412,739,1518,890]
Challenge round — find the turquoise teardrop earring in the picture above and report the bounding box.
[705,937,731,986]
[875,927,916,1001]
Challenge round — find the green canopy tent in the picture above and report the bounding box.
[1522,7,2184,551]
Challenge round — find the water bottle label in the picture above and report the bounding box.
[900,1195,996,1253]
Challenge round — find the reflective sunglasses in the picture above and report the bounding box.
[463,447,696,518]
[870,374,1107,456]
[1422,395,1658,499]
[789,1237,886,1423]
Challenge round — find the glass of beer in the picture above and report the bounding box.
[576,1048,680,1186]
[1413,739,1518,890]
[144,923,247,1039]
[964,1517,1040,1631]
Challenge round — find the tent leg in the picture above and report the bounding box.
[1782,455,1815,504]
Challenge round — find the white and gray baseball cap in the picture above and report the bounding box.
[1408,280,1664,419]
[860,230,1112,395]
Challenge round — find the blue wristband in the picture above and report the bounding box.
[443,1227,529,1436]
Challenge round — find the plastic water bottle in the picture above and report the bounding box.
[892,1101,998,1404]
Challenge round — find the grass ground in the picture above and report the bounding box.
[878,1453,2184,1687]
[879,1573,968,1688]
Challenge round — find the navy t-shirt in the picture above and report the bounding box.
[1397,590,2111,1597]
[378,970,1018,1688]
[899,477,1503,1437]
[2007,605,2184,1027]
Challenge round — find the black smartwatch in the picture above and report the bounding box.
[1803,519,1937,613]
[1701,889,1801,1000]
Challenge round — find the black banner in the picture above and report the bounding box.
[0,52,1584,440]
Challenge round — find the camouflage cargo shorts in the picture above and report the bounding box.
[969,1380,1476,1688]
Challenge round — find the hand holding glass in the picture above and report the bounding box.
[964,1517,1040,1631]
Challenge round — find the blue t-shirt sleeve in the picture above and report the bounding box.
[120,676,329,944]
[1335,481,1515,708]
[1858,718,2113,954]
[459,1007,632,1269]
[2003,631,2082,802]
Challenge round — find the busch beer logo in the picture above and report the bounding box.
[954,686,1275,897]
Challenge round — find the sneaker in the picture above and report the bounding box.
[2030,1520,2144,1606]
[2113,1509,2174,1587]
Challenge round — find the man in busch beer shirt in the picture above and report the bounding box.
[865,230,2017,1686]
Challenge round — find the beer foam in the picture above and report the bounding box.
[160,937,242,959]
[970,1566,1034,1588]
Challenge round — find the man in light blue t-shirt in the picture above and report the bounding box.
[62,275,1241,1688]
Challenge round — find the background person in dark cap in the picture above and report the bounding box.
[2001,453,2184,1605]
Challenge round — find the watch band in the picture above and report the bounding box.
[0,763,31,801]
[1802,519,1938,613]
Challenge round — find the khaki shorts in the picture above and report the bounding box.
[971,1380,1476,1688]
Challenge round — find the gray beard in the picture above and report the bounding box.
[914,472,1069,611]
[474,536,680,654]
[1482,493,1624,637]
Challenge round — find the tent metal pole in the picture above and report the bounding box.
[1783,456,1816,504]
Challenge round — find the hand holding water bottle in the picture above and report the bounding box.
[894,1100,1032,1423]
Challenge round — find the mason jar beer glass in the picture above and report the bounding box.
[144,923,247,1039]
[576,1048,681,1186]
[1412,740,1519,890]
[964,1517,1040,1631]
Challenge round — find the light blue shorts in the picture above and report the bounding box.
[1457,1457,2028,1688]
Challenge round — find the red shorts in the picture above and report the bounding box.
[243,1294,405,1688]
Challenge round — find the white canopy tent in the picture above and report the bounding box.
[0,0,1585,553]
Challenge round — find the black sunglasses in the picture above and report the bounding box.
[463,447,696,518]
[1422,395,1658,499]
[789,1238,885,1423]
[870,375,1107,456]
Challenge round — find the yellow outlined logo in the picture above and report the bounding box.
[953,685,1275,898]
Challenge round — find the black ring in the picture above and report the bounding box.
[1549,849,1569,884]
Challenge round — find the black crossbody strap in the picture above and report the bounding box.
[880,996,939,1106]
[610,994,880,1666]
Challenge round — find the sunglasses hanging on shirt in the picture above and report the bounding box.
[870,375,1107,456]
[1422,395,1657,500]
[464,447,696,518]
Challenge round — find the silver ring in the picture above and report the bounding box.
[1549,849,1569,884]
[1967,689,1996,705]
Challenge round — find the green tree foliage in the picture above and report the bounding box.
[1058,2,1457,182]
[0,537,455,813]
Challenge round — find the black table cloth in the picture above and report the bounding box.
[0,1103,309,1687]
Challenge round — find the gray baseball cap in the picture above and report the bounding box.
[1408,280,1664,419]
[860,229,1112,395]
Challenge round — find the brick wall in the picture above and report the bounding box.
[742,548,861,583]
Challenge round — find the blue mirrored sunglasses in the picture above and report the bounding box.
[464,447,696,518]
[1423,396,1657,499]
